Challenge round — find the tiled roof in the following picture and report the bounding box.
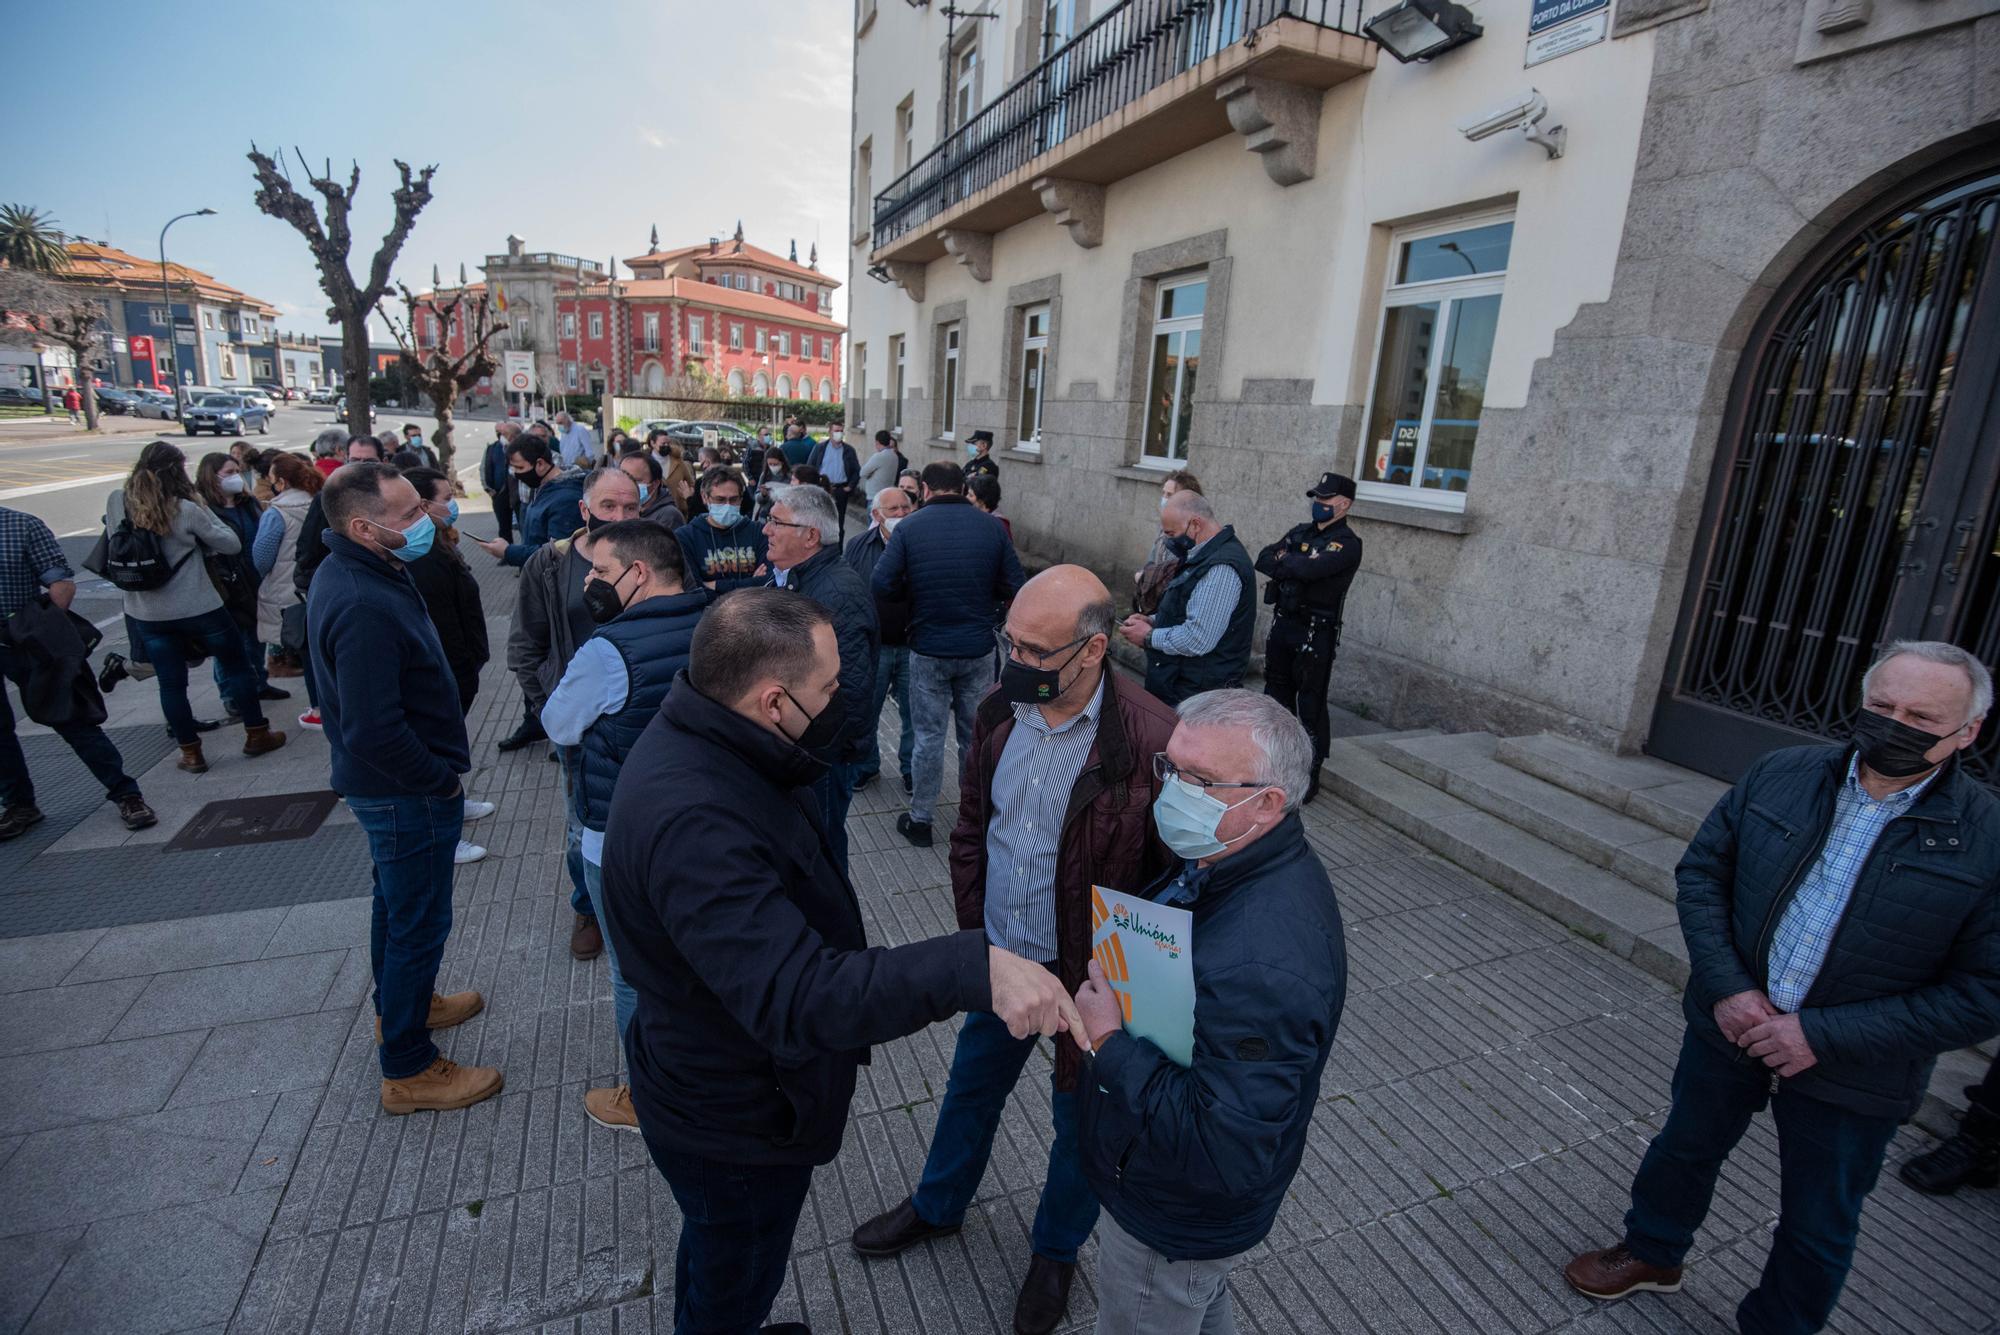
[570,278,844,331]
[60,241,279,316]
[625,239,838,288]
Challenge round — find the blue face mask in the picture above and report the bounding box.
[372,512,435,562]
[1311,501,1338,524]
[637,483,651,502]
[966,443,979,457]
[707,502,742,527]
[1152,775,1272,860]
[445,498,460,525]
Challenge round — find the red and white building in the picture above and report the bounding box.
[553,229,844,403]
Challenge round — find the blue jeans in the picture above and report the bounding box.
[213,622,268,695]
[1094,1211,1241,1335]
[348,791,464,1079]
[1624,1028,1901,1335]
[128,606,264,744]
[644,1143,814,1335]
[559,751,592,917]
[857,643,913,782]
[812,760,858,874]
[910,1008,1098,1263]
[0,646,139,807]
[908,651,993,824]
[581,857,637,1044]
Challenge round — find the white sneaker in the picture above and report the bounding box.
[453,839,487,865]
[462,800,496,821]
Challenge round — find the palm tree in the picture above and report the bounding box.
[0,204,70,273]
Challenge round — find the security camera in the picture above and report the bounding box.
[1456,88,1565,159]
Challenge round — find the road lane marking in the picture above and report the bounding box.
[0,472,127,501]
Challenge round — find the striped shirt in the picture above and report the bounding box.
[984,674,1107,961]
[1766,755,1937,1012]
[1149,536,1242,657]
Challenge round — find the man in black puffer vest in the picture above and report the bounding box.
[1120,490,1254,707]
[1566,641,2000,1335]
[541,520,709,1136]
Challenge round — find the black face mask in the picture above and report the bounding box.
[998,636,1090,708]
[1163,531,1195,559]
[781,686,846,754]
[584,511,617,535]
[1853,708,1955,778]
[514,468,543,490]
[582,565,635,625]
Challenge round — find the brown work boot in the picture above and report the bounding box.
[115,794,157,830]
[583,1083,639,1133]
[570,913,603,960]
[177,740,208,774]
[241,723,288,757]
[380,1056,504,1114]
[266,654,303,678]
[1563,1243,1684,1300]
[375,990,485,1041]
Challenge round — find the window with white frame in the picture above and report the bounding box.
[565,361,579,389]
[589,311,604,340]
[895,95,916,174]
[1141,275,1206,464]
[953,44,978,129]
[853,343,866,410]
[854,139,873,239]
[203,311,214,329]
[730,322,743,350]
[1358,217,1512,506]
[561,313,576,339]
[689,316,705,353]
[643,312,660,350]
[821,337,833,361]
[889,334,906,429]
[939,323,961,439]
[755,327,768,353]
[149,306,170,327]
[1016,305,1050,449]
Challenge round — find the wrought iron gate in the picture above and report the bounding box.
[1652,154,2000,782]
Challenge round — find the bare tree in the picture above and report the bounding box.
[0,268,107,430]
[380,282,508,474]
[247,146,434,439]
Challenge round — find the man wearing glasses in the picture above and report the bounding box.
[851,565,1178,1335]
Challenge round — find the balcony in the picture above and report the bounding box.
[869,0,1376,275]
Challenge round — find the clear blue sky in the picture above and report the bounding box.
[9,0,853,339]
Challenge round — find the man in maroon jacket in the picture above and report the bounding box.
[851,564,1178,1335]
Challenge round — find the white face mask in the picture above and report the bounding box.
[881,515,901,536]
[220,474,246,495]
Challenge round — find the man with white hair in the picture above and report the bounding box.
[1119,492,1256,707]
[1072,688,1347,1335]
[553,410,596,470]
[764,482,878,869]
[1566,640,2000,1335]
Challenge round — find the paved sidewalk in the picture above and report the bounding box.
[1,536,1995,1335]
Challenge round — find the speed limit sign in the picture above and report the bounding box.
[502,350,535,394]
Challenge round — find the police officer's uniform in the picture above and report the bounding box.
[1257,472,1363,797]
[962,430,1000,484]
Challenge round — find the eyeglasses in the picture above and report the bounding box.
[996,628,1089,669]
[766,518,814,534]
[1152,753,1264,790]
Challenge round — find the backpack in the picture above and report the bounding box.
[93,515,191,592]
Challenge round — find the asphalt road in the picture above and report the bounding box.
[0,404,488,536]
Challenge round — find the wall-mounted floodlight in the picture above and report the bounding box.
[1457,88,1566,160]
[1363,0,1483,63]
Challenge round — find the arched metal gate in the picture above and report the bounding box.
[1652,151,2000,783]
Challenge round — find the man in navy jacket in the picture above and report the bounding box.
[310,463,501,1116]
[599,588,1084,1334]
[1073,689,1346,1334]
[871,462,1026,847]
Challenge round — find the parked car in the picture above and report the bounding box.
[307,386,336,404]
[92,387,138,416]
[663,420,759,452]
[182,393,270,435]
[234,388,276,417]
[0,386,47,408]
[257,383,292,402]
[131,389,179,420]
[638,418,685,439]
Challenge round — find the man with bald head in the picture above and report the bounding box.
[1120,491,1256,707]
[852,564,1179,1335]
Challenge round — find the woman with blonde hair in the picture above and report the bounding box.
[103,441,287,772]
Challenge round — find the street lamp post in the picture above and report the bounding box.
[158,208,216,406]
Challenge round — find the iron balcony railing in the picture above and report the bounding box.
[871,0,1371,252]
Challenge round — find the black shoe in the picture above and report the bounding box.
[178,717,223,735]
[257,685,292,701]
[851,1199,959,1258]
[496,720,547,752]
[896,813,933,848]
[852,771,878,791]
[902,773,914,795]
[1901,1130,2000,1195]
[0,804,45,841]
[1012,1255,1076,1335]
[97,653,129,694]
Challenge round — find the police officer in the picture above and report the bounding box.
[962,430,1000,484]
[1257,471,1362,802]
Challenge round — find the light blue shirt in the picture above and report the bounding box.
[822,444,848,484]
[1148,534,1241,657]
[557,421,596,469]
[984,674,1106,961]
[539,636,628,860]
[1765,756,1937,1012]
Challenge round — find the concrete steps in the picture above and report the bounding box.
[1320,727,1990,1140]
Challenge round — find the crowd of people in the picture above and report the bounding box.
[1,405,1996,1335]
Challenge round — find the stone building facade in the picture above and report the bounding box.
[845,0,2000,779]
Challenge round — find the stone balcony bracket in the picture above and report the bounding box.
[885,261,927,303]
[938,230,995,282]
[1031,178,1106,250]
[1216,74,1322,187]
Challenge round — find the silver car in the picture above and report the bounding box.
[131,390,179,421]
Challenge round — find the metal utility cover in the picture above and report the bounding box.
[166,791,340,852]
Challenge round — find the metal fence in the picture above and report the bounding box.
[870,0,1371,251]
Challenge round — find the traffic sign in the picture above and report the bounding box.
[503,350,535,395]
